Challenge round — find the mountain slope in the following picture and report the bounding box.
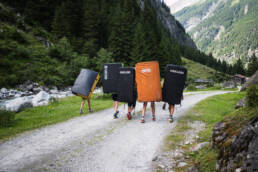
[175,0,258,64]
[182,58,229,83]
[145,0,197,49]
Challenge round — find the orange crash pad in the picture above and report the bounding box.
[135,61,162,102]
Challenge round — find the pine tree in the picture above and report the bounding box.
[233,58,245,75]
[246,54,258,76]
[130,22,147,65]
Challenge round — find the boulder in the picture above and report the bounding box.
[191,142,209,152]
[222,80,236,88]
[32,91,50,107]
[5,97,33,112]
[32,87,43,93]
[1,88,7,93]
[235,97,246,109]
[241,70,258,91]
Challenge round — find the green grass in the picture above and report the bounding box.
[164,92,246,172]
[0,95,113,140]
[182,58,229,83]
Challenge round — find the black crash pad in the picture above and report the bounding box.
[102,63,123,93]
[162,64,187,105]
[117,67,136,103]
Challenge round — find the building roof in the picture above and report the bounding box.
[232,74,246,79]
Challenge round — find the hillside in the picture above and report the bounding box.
[0,0,193,88]
[175,0,258,64]
[182,58,229,83]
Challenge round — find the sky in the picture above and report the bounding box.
[164,0,200,13]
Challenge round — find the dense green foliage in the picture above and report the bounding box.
[175,0,258,65]
[0,110,15,127]
[0,94,113,140]
[246,54,258,76]
[246,85,258,108]
[0,0,230,88]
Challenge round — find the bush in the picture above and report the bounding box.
[246,85,258,108]
[0,110,15,127]
[187,84,197,91]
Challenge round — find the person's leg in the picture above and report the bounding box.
[151,102,156,121]
[169,104,175,122]
[113,100,119,118]
[80,99,85,114]
[127,104,133,120]
[141,102,147,123]
[114,101,118,112]
[87,99,93,113]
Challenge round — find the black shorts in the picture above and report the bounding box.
[112,94,118,101]
[128,101,136,108]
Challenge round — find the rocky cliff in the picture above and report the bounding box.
[138,0,197,49]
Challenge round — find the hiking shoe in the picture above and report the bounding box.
[140,117,145,123]
[127,112,132,120]
[152,115,156,121]
[162,103,166,110]
[113,111,119,119]
[80,109,83,114]
[168,115,174,123]
[89,109,93,113]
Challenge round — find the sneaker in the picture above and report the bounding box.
[113,111,119,119]
[127,112,132,120]
[89,109,93,113]
[152,115,156,121]
[162,103,166,110]
[168,115,174,123]
[80,109,83,114]
[140,117,145,123]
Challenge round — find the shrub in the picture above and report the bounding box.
[246,84,258,108]
[187,84,197,91]
[0,110,15,127]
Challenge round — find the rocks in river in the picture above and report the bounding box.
[0,84,73,112]
[32,91,50,107]
[4,97,33,112]
[1,88,7,93]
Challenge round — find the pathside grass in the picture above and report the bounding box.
[0,94,113,140]
[164,92,246,172]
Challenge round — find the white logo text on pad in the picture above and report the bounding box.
[170,69,184,75]
[141,68,151,73]
[120,71,131,74]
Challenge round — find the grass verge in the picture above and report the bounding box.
[0,94,113,141]
[164,91,246,172]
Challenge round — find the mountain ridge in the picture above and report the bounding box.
[175,0,258,64]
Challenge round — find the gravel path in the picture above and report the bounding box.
[0,91,231,172]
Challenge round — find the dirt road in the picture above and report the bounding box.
[0,91,231,172]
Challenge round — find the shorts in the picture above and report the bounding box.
[128,101,136,108]
[112,94,118,101]
[128,93,137,108]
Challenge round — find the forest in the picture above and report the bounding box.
[0,0,249,88]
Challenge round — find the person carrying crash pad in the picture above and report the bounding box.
[102,63,123,119]
[116,67,137,120]
[71,69,100,114]
[162,64,187,122]
[135,61,162,123]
